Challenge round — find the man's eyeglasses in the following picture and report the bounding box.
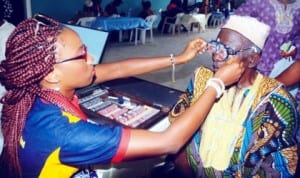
[56,45,88,64]
[206,39,255,61]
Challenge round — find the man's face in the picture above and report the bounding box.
[207,29,254,70]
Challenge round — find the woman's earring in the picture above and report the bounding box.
[248,58,256,68]
[45,72,60,84]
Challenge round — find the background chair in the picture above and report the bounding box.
[130,15,158,45]
[187,13,211,33]
[76,16,97,28]
[207,11,225,28]
[161,13,185,35]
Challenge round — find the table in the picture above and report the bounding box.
[91,17,149,42]
[181,13,207,32]
[79,77,181,177]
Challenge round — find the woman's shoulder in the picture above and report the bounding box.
[27,97,63,122]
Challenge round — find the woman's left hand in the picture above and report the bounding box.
[176,38,207,64]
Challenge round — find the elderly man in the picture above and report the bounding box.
[166,15,299,178]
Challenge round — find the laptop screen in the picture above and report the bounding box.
[63,24,108,64]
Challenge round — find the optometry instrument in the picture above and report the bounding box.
[206,39,257,62]
[56,45,88,64]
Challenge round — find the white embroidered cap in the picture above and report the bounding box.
[222,15,271,49]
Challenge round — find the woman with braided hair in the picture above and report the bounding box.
[0,14,244,177]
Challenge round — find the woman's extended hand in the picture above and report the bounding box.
[176,38,207,64]
[214,58,245,86]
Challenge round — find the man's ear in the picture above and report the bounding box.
[248,53,260,68]
[44,70,60,84]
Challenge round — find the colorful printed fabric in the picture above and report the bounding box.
[171,67,299,178]
[234,0,300,105]
[234,0,300,75]
[19,97,130,178]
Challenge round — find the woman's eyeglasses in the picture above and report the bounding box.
[56,45,88,64]
[206,39,254,61]
[33,13,56,27]
[32,14,88,64]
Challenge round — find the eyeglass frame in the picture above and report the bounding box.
[32,13,63,28]
[32,14,88,64]
[55,45,88,64]
[206,39,260,61]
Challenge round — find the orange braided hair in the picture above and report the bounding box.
[0,14,85,177]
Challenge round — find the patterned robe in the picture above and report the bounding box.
[234,0,300,110]
[169,67,299,178]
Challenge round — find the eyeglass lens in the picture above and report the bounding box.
[206,40,229,61]
[56,45,88,64]
[207,39,255,61]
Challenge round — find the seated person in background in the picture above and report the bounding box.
[166,0,184,17]
[103,0,124,41]
[0,14,244,177]
[92,0,103,16]
[103,0,123,16]
[139,0,154,19]
[158,0,184,32]
[193,2,206,14]
[68,0,103,24]
[82,0,96,17]
[167,15,299,178]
